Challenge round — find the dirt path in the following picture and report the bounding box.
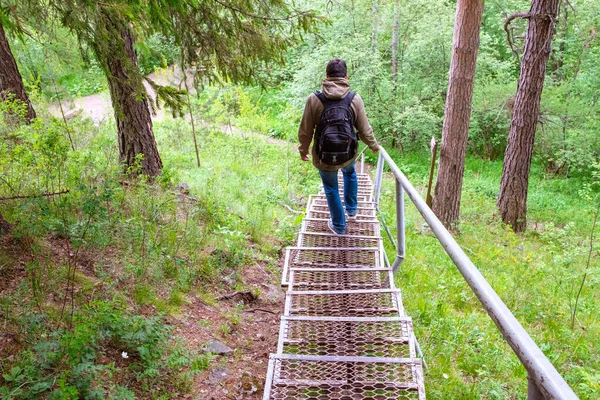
[49,65,195,125]
[48,64,296,157]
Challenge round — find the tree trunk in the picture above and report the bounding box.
[370,0,380,93]
[392,0,399,86]
[497,0,559,232]
[99,14,162,176]
[0,212,12,235]
[0,22,36,123]
[432,0,484,229]
[391,0,400,149]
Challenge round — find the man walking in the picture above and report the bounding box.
[298,59,379,234]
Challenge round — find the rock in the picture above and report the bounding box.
[176,183,190,194]
[208,368,231,384]
[262,284,284,304]
[205,340,233,355]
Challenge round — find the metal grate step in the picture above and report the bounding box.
[285,289,405,317]
[306,209,378,220]
[289,268,394,291]
[277,316,414,358]
[297,232,381,248]
[265,170,425,399]
[312,194,373,203]
[281,247,382,286]
[264,354,424,399]
[318,191,374,199]
[310,198,374,209]
[309,204,377,217]
[306,195,376,209]
[301,218,380,237]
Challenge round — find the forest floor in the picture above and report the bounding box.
[176,262,284,400]
[2,93,305,398]
[0,222,288,400]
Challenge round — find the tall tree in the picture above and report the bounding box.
[432,0,484,228]
[94,10,163,175]
[0,21,36,123]
[391,0,399,87]
[497,0,560,232]
[48,0,317,176]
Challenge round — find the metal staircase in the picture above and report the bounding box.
[262,146,579,399]
[263,171,426,399]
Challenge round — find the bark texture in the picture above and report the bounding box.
[497,0,559,232]
[100,15,162,176]
[432,0,484,228]
[0,22,36,123]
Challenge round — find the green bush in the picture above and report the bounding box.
[0,300,203,399]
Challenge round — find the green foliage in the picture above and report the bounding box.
[0,300,204,399]
[218,0,600,177]
[0,106,317,396]
[469,84,514,161]
[377,150,600,399]
[191,85,300,140]
[135,33,179,75]
[10,30,107,99]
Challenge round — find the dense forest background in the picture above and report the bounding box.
[1,0,599,398]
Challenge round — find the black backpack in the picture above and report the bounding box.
[314,90,357,166]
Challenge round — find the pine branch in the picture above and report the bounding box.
[210,0,314,22]
[144,77,187,118]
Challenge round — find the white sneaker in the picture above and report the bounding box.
[347,213,357,221]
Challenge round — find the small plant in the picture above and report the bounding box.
[219,322,232,336]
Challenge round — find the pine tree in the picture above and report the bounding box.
[45,0,318,176]
[497,0,560,232]
[0,20,36,123]
[432,0,484,228]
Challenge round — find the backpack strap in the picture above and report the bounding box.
[343,91,356,107]
[313,90,327,104]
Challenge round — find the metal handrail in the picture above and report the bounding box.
[372,147,578,400]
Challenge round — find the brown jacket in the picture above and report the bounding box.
[298,77,379,171]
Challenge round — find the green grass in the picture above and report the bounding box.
[2,99,599,398]
[377,150,600,399]
[0,110,320,398]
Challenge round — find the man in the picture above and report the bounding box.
[298,58,379,234]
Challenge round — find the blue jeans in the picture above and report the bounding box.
[319,162,358,234]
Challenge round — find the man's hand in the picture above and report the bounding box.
[372,145,380,153]
[301,154,310,161]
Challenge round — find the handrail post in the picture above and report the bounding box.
[374,152,384,210]
[392,179,405,273]
[360,151,365,174]
[528,375,544,400]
